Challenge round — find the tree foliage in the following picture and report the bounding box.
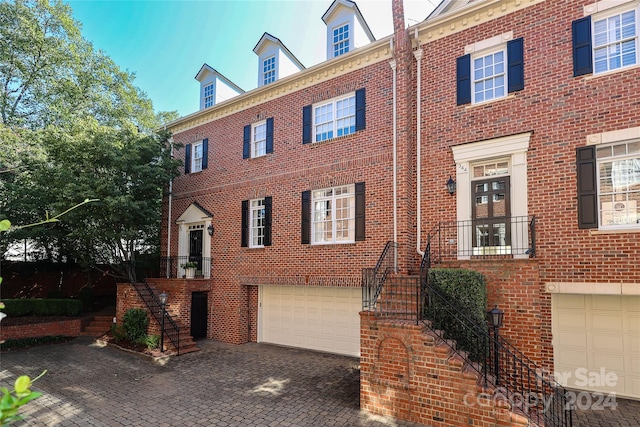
[0,0,182,280]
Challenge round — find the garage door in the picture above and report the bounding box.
[552,294,640,399]
[259,286,361,357]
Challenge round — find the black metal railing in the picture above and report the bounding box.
[426,215,536,262]
[362,241,398,310]
[419,244,572,427]
[132,280,181,354]
[156,256,212,279]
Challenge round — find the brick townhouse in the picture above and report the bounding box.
[118,0,640,412]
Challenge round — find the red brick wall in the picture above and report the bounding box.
[417,0,640,368]
[361,312,528,427]
[163,57,404,344]
[0,318,82,341]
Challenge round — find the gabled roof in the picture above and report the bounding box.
[194,63,245,94]
[426,0,484,21]
[321,0,375,41]
[252,32,305,70]
[177,202,213,223]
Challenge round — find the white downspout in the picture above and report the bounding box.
[166,135,174,278]
[414,31,424,257]
[390,38,398,271]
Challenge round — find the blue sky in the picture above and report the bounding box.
[67,0,438,119]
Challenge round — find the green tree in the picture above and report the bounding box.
[0,0,181,281]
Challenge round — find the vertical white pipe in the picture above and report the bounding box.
[414,34,424,257]
[390,39,398,271]
[166,135,173,278]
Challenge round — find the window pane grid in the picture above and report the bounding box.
[594,10,637,73]
[263,57,276,85]
[203,84,214,108]
[192,142,203,173]
[314,95,356,142]
[252,122,266,157]
[312,185,355,244]
[597,141,640,227]
[473,50,505,103]
[333,24,349,57]
[250,199,265,247]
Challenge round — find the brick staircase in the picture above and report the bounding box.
[374,274,420,320]
[80,314,114,337]
[133,280,200,356]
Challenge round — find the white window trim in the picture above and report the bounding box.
[587,127,640,233]
[452,132,531,259]
[332,22,350,57]
[262,55,276,85]
[203,83,214,109]
[312,92,356,143]
[252,120,267,158]
[311,184,355,245]
[192,141,204,173]
[250,198,265,248]
[590,5,639,74]
[471,45,508,105]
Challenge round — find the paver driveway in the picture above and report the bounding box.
[0,337,423,427]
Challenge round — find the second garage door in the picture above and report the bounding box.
[552,294,640,399]
[259,286,361,357]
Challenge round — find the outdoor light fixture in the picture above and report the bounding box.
[487,305,504,385]
[159,292,168,353]
[207,224,214,236]
[488,305,504,329]
[446,175,456,195]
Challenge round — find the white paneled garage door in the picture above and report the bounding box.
[552,294,640,399]
[259,286,361,357]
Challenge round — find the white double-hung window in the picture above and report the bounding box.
[593,8,638,74]
[333,23,349,57]
[250,198,266,247]
[312,185,355,244]
[314,93,355,142]
[252,121,267,158]
[596,140,640,228]
[192,141,203,173]
[473,48,506,103]
[263,56,276,85]
[203,83,214,108]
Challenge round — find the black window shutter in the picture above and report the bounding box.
[264,196,272,246]
[355,88,366,131]
[185,143,192,174]
[202,138,209,170]
[456,54,471,105]
[266,118,274,154]
[507,38,524,93]
[572,16,593,77]
[241,200,249,247]
[243,125,251,159]
[576,146,598,229]
[302,105,312,144]
[355,182,365,241]
[301,190,311,244]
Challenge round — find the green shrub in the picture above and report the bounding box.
[426,268,488,361]
[0,299,82,317]
[0,336,70,351]
[138,334,159,350]
[110,323,126,343]
[122,308,148,342]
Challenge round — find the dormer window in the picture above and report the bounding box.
[263,56,276,85]
[333,24,349,57]
[203,83,214,108]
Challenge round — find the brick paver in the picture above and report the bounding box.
[1,337,638,427]
[0,338,421,426]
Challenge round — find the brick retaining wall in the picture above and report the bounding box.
[0,318,83,341]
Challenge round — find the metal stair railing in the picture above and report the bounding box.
[362,241,398,310]
[132,279,181,355]
[419,241,572,427]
